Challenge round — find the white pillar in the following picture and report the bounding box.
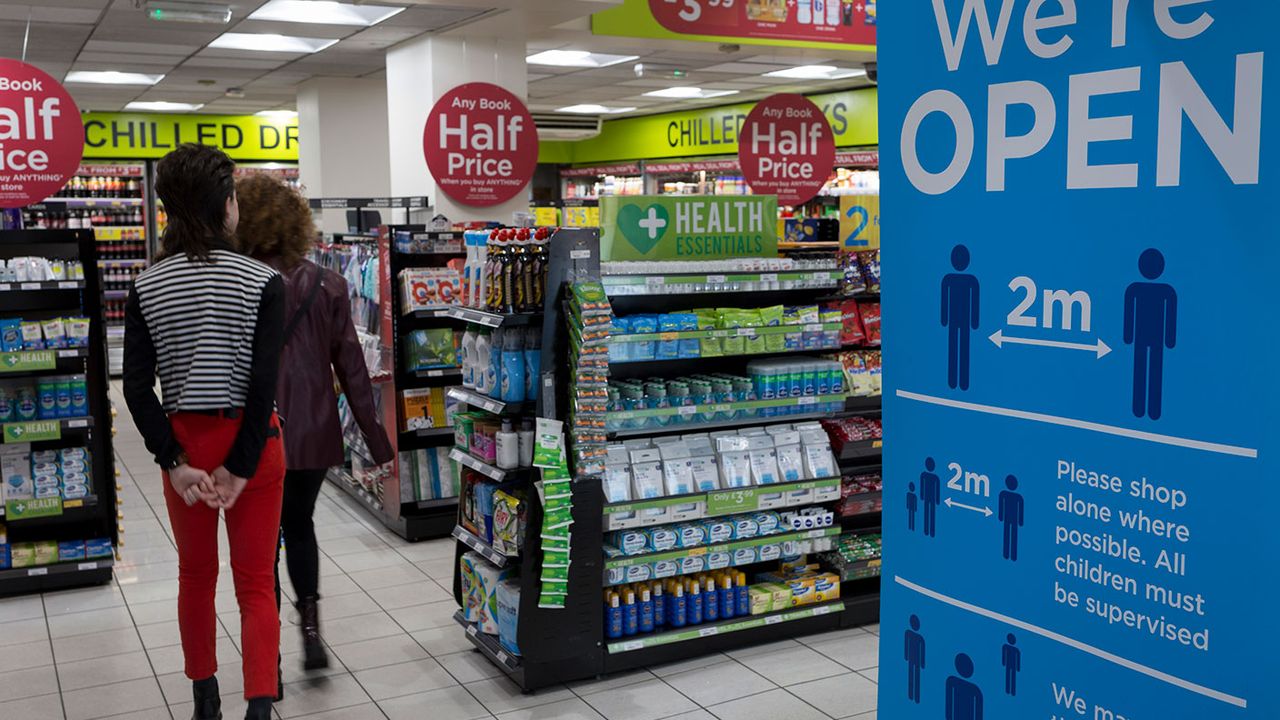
[297,77,391,234]
[385,14,529,223]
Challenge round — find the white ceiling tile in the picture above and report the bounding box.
[0,5,102,24]
[229,19,356,40]
[82,40,201,56]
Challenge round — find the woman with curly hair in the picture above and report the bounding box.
[234,174,394,672]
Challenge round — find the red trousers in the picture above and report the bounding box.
[163,411,285,700]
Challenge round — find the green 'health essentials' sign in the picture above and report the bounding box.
[0,351,55,373]
[3,420,61,443]
[599,195,778,261]
[6,497,63,520]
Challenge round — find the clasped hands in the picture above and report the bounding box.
[170,463,248,509]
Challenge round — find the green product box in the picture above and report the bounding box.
[34,540,58,566]
[10,543,35,568]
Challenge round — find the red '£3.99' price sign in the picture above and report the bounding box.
[0,59,84,209]
[423,82,538,207]
[738,94,834,206]
[650,0,876,48]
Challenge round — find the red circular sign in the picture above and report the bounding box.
[423,82,538,207]
[738,94,835,206]
[0,59,84,209]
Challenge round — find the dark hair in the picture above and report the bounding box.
[155,143,236,260]
[235,174,316,269]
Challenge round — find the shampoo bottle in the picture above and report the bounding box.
[517,418,535,468]
[495,419,519,470]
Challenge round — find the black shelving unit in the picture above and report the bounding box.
[0,229,118,596]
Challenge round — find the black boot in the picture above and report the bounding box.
[275,655,284,702]
[298,596,330,670]
[244,697,272,720]
[191,676,222,720]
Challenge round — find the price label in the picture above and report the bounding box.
[57,349,78,358]
[645,276,666,285]
[678,405,697,416]
[621,640,645,651]
[20,282,39,290]
[805,528,829,539]
[67,419,88,428]
[736,328,755,336]
[27,567,48,576]
[78,562,97,570]
[765,615,783,625]
[813,605,832,615]
[711,404,731,413]
[698,626,719,637]
[706,274,727,283]
[466,625,478,636]
[570,249,592,259]
[797,396,818,406]
[496,650,509,663]
[58,281,77,289]
[659,332,679,341]
[760,273,778,283]
[0,284,9,291]
[803,324,824,332]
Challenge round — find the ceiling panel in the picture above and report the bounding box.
[82,39,202,56]
[0,5,102,23]
[229,19,357,40]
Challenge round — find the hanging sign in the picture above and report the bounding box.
[839,195,879,250]
[0,59,84,208]
[592,0,875,52]
[599,195,777,261]
[881,3,1272,720]
[423,82,538,207]
[738,94,834,206]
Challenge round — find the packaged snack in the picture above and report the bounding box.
[860,303,881,346]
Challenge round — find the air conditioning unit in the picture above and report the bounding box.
[532,114,602,141]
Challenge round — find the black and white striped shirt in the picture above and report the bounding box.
[123,246,285,478]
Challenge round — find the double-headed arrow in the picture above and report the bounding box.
[989,329,1111,359]
[944,497,993,516]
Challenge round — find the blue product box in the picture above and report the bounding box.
[84,538,113,559]
[58,541,86,562]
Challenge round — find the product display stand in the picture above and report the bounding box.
[454,230,881,690]
[450,228,607,690]
[0,229,118,596]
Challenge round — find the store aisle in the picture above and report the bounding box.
[0,385,879,720]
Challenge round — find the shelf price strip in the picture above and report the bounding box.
[448,448,508,482]
[451,524,513,567]
[605,526,841,572]
[603,477,840,517]
[607,393,845,422]
[610,322,841,344]
[607,600,846,653]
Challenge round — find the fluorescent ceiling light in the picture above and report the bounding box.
[146,1,232,24]
[65,71,164,86]
[255,109,298,118]
[763,65,867,80]
[249,0,404,26]
[127,101,204,112]
[209,32,338,53]
[556,104,636,115]
[526,49,638,68]
[643,87,738,99]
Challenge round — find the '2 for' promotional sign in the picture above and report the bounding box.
[423,82,538,207]
[0,59,84,208]
[881,3,1275,720]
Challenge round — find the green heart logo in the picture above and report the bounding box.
[617,203,670,255]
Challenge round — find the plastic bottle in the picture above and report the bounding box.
[720,574,736,619]
[484,231,505,311]
[460,328,477,388]
[797,0,812,24]
[509,229,529,313]
[484,328,503,398]
[523,326,541,401]
[826,0,840,25]
[668,581,687,627]
[473,329,492,394]
[687,579,703,625]
[605,592,623,639]
[638,587,655,633]
[735,571,750,617]
[517,418,535,468]
[703,575,719,622]
[495,419,519,470]
[501,329,526,403]
[622,589,638,636]
[652,582,665,627]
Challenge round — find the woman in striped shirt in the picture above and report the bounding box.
[123,144,285,720]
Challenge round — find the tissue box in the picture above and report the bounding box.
[496,578,521,656]
[459,552,484,622]
[475,558,513,635]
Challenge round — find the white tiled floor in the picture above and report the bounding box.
[0,386,880,719]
